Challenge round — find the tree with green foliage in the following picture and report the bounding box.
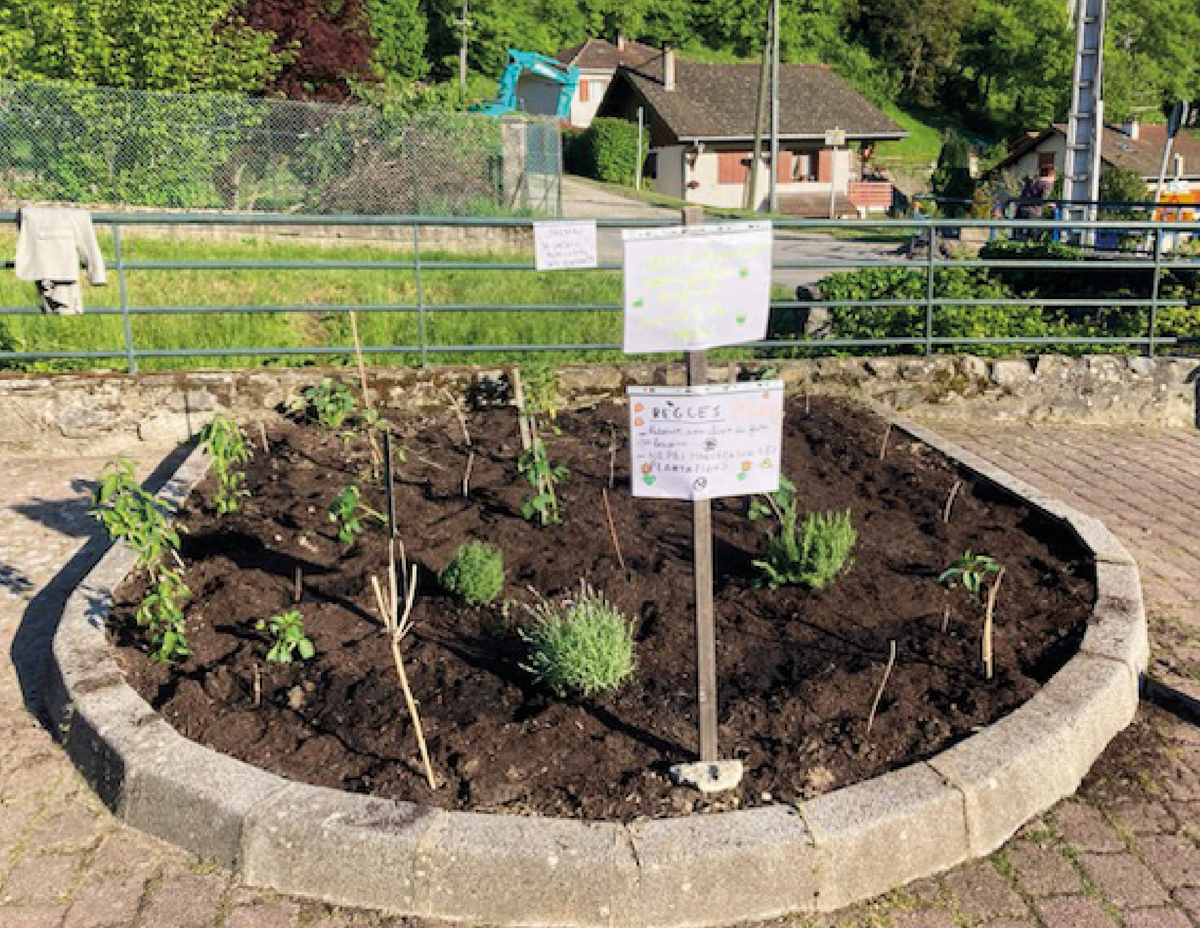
[930,129,974,215]
[0,0,279,92]
[367,0,428,81]
[1098,165,1150,216]
[851,0,972,105]
[1105,0,1200,121]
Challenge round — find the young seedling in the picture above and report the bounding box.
[371,539,438,789]
[939,551,1005,679]
[198,414,253,515]
[938,551,1001,598]
[91,459,181,570]
[518,438,568,525]
[749,477,856,589]
[256,609,315,664]
[135,566,191,663]
[289,378,356,429]
[327,485,387,546]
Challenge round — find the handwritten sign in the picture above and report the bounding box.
[622,222,772,353]
[534,220,598,270]
[628,382,783,501]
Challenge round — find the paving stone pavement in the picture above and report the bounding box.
[1,425,1198,928]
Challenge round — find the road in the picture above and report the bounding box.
[560,175,902,292]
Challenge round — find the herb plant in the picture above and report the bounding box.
[520,584,635,698]
[256,609,315,663]
[198,414,252,514]
[518,438,568,525]
[327,485,386,545]
[749,477,857,589]
[135,566,191,663]
[440,540,504,606]
[90,459,181,570]
[289,378,356,429]
[938,551,1002,597]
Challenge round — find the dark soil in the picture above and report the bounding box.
[113,395,1094,821]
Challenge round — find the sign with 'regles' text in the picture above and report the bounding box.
[627,381,784,501]
[622,222,772,353]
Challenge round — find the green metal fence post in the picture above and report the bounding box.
[1147,224,1164,357]
[925,222,936,356]
[113,223,137,374]
[413,219,427,367]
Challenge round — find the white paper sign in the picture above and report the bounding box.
[628,382,784,500]
[622,222,773,353]
[534,220,598,270]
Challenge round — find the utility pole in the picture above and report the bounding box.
[768,0,780,213]
[745,1,772,211]
[459,0,470,98]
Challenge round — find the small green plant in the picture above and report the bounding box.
[520,362,562,420]
[520,583,635,697]
[135,566,191,663]
[440,540,504,606]
[938,551,1002,597]
[289,378,356,429]
[749,477,856,589]
[198,414,252,515]
[256,609,315,663]
[327,484,386,545]
[518,439,568,525]
[90,459,181,570]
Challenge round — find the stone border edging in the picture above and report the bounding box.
[44,420,1148,927]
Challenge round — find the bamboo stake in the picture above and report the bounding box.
[252,663,261,707]
[347,309,383,479]
[866,640,897,735]
[257,420,269,454]
[510,366,532,453]
[462,450,475,497]
[982,568,1005,680]
[878,423,893,460]
[601,488,627,572]
[943,479,963,523]
[442,388,472,447]
[293,566,302,603]
[370,540,437,789]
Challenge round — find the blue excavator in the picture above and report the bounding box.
[474,50,580,120]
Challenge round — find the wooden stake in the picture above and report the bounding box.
[383,431,397,538]
[688,348,719,764]
[601,488,627,572]
[510,366,532,453]
[943,479,963,523]
[982,568,1004,680]
[878,422,893,460]
[257,420,269,454]
[462,450,475,498]
[252,663,261,707]
[293,566,302,603]
[442,388,472,447]
[866,640,897,735]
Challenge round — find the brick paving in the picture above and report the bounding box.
[0,422,1198,928]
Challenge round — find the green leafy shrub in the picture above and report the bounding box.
[90,459,181,570]
[520,584,634,697]
[257,609,316,663]
[135,567,191,663]
[327,485,385,545]
[289,378,356,428]
[199,414,252,515]
[440,540,504,605]
[568,118,647,185]
[749,478,856,589]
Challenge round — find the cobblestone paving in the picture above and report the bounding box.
[1,426,1198,928]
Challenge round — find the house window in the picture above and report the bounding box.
[718,151,751,184]
[579,80,603,104]
[791,151,818,182]
[1037,151,1056,173]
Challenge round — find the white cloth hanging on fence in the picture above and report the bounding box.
[14,208,107,315]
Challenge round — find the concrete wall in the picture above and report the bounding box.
[1,354,1195,456]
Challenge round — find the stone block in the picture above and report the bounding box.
[1082,593,1149,684]
[419,810,633,927]
[1066,514,1138,565]
[991,359,1032,385]
[121,731,287,868]
[242,784,440,913]
[929,656,1136,856]
[804,763,969,912]
[628,805,817,926]
[1093,561,1144,609]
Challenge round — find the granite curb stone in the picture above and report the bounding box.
[44,420,1149,926]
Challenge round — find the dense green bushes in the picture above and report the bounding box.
[564,118,647,186]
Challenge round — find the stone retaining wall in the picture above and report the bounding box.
[0,353,1196,455]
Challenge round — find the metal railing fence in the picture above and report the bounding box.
[1,211,1198,373]
[0,81,561,216]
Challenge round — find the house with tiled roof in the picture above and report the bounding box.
[589,44,907,213]
[554,35,664,128]
[991,122,1200,203]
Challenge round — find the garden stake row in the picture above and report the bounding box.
[866,640,897,735]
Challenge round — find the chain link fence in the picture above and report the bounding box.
[0,80,562,216]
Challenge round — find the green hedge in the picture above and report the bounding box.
[564,118,647,185]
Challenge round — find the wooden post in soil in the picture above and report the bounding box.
[688,347,719,764]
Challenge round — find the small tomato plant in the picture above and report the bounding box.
[327,485,386,545]
[289,379,356,429]
[135,566,191,663]
[518,439,568,525]
[199,414,252,515]
[90,459,180,570]
[938,551,1002,597]
[257,609,315,663]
